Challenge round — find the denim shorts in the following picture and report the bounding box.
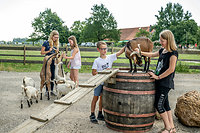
[70,66,81,69]
[94,85,103,96]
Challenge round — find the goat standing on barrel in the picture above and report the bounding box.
[125,37,153,73]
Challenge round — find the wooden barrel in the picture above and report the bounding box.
[102,72,156,133]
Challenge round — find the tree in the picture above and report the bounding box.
[152,3,198,45]
[135,28,150,38]
[31,8,69,45]
[81,4,120,43]
[196,27,200,45]
[27,33,40,46]
[70,20,86,43]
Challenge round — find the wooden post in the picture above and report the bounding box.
[111,43,114,54]
[23,45,26,65]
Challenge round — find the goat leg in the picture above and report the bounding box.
[133,64,137,73]
[30,99,33,104]
[27,100,31,107]
[47,83,51,100]
[40,93,43,100]
[143,57,147,72]
[36,94,38,103]
[146,57,150,73]
[21,100,23,109]
[128,59,133,73]
[47,91,50,100]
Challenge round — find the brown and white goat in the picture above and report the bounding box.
[125,37,153,73]
[40,53,58,100]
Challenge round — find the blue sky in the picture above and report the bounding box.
[0,0,199,41]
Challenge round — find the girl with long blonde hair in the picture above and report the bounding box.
[63,35,81,87]
[41,30,59,96]
[135,30,178,133]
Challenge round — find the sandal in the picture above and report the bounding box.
[161,128,172,133]
[171,127,176,133]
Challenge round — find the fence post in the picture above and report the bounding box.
[111,44,114,54]
[23,45,26,65]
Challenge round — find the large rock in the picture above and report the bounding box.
[175,91,200,127]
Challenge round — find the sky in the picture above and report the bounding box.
[0,0,200,41]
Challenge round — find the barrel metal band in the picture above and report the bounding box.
[105,119,154,128]
[106,124,152,133]
[116,78,155,82]
[104,87,155,95]
[103,108,156,118]
[117,72,150,77]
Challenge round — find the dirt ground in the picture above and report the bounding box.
[0,71,200,133]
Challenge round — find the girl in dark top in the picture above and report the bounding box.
[40,30,59,96]
[135,30,178,133]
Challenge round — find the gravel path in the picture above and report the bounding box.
[0,71,200,133]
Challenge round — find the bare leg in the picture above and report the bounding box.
[91,96,99,113]
[73,69,79,87]
[70,69,74,81]
[160,112,172,133]
[167,110,176,132]
[99,94,103,111]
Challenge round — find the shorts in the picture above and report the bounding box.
[94,85,103,96]
[70,66,81,69]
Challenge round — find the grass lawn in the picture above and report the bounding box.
[0,49,200,73]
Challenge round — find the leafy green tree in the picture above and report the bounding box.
[152,2,198,45]
[135,28,150,38]
[31,8,69,45]
[27,33,40,46]
[81,4,120,43]
[70,21,86,44]
[196,26,200,45]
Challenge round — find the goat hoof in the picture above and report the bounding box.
[36,100,38,103]
[30,101,33,105]
[132,71,137,74]
[128,70,132,73]
[21,104,23,109]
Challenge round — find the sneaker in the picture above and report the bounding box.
[51,91,57,96]
[90,115,98,124]
[97,113,104,121]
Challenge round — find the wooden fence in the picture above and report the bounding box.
[0,46,200,69]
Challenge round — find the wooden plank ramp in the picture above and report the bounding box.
[9,69,119,133]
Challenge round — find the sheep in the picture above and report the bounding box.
[22,76,35,87]
[21,85,39,109]
[125,37,154,73]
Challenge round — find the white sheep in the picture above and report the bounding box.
[21,85,39,109]
[23,76,35,87]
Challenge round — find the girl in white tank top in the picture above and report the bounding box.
[63,36,81,87]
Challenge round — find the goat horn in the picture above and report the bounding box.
[130,51,138,57]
